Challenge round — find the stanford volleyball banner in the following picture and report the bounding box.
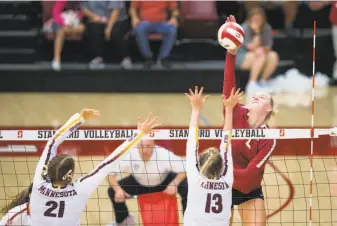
[0,127,334,156]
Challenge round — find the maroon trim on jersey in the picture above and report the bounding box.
[79,157,114,182]
[44,139,55,166]
[6,206,28,226]
[79,133,141,182]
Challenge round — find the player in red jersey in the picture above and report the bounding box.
[223,15,276,226]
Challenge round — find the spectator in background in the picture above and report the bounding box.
[244,1,298,36]
[82,1,132,69]
[50,1,84,71]
[129,1,179,69]
[107,139,187,225]
[236,7,279,93]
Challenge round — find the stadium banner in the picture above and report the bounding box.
[0,127,334,156]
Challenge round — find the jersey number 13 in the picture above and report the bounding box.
[205,193,223,214]
[44,201,65,218]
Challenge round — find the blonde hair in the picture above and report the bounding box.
[199,148,223,180]
[247,7,267,32]
[265,95,275,121]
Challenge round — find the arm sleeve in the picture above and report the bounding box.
[219,130,232,157]
[52,1,66,26]
[0,204,28,226]
[222,43,238,118]
[0,213,10,225]
[77,131,145,194]
[167,151,186,173]
[33,113,85,185]
[185,126,199,178]
[264,24,273,47]
[233,139,276,194]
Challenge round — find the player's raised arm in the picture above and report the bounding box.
[184,86,209,173]
[33,109,99,185]
[223,15,239,109]
[220,88,244,157]
[78,112,161,194]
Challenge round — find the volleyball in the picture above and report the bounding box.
[217,22,245,50]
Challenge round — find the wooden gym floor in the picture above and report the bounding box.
[0,87,336,226]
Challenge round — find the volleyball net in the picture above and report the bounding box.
[0,128,336,225]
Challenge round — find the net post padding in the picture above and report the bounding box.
[137,192,179,226]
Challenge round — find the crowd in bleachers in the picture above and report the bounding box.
[42,0,333,93]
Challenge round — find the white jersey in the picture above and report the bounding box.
[0,203,31,226]
[184,127,233,226]
[109,145,186,186]
[30,113,145,226]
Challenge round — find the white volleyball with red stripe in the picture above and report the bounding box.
[217,22,245,50]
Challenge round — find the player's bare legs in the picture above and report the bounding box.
[261,51,279,83]
[230,208,235,225]
[238,199,266,226]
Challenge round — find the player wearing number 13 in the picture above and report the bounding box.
[184,86,243,226]
[30,109,160,226]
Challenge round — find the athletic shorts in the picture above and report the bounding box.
[232,187,264,207]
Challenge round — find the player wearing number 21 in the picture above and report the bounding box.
[183,86,243,226]
[29,109,160,226]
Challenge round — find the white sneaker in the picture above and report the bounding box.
[51,60,61,71]
[121,58,133,69]
[245,81,261,94]
[117,215,135,226]
[259,80,273,93]
[89,57,105,69]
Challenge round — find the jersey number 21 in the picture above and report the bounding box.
[44,201,65,218]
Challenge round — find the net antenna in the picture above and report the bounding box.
[309,20,316,226]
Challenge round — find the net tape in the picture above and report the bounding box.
[0,128,336,140]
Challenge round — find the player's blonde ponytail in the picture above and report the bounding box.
[199,148,224,180]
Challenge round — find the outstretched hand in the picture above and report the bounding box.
[225,15,237,23]
[137,112,161,134]
[222,88,244,109]
[225,15,239,55]
[185,86,209,111]
[80,109,100,120]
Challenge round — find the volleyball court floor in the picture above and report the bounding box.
[0,88,336,226]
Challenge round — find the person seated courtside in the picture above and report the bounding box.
[82,0,132,70]
[236,7,280,93]
[129,1,179,69]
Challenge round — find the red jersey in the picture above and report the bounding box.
[330,2,337,25]
[222,52,276,194]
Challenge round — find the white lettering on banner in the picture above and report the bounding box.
[0,145,38,153]
[0,129,331,140]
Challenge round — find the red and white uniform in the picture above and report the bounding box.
[30,113,145,226]
[0,203,31,226]
[184,126,233,226]
[223,53,276,194]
